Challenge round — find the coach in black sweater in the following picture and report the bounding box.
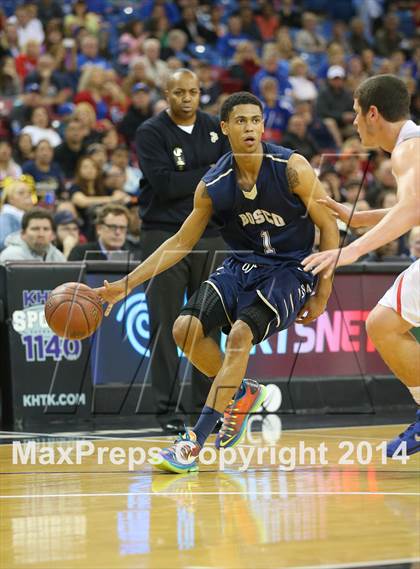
[136,69,230,433]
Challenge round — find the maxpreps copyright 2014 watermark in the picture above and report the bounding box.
[12,439,410,471]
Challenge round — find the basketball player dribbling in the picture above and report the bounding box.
[97,92,339,473]
[303,75,420,456]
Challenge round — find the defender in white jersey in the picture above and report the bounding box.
[302,75,420,456]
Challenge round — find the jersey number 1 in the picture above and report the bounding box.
[261,230,276,254]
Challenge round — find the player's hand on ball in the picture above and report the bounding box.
[95,278,131,317]
[296,293,327,325]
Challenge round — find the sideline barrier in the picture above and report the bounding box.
[0,261,415,429]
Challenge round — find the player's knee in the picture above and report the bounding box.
[226,321,253,354]
[366,307,390,345]
[172,316,204,350]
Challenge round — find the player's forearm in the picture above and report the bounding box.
[125,235,193,290]
[354,208,391,227]
[349,201,419,258]
[316,221,339,298]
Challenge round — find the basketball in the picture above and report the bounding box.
[44,282,103,340]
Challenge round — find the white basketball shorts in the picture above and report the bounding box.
[378,259,420,327]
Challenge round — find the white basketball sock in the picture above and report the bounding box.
[407,386,420,406]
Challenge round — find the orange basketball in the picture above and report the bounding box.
[45,282,103,340]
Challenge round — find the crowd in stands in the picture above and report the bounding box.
[0,0,419,263]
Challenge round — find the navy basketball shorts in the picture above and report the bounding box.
[179,256,317,344]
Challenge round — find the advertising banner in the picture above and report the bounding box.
[1,263,411,427]
[1,264,92,427]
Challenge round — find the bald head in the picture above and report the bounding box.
[166,68,198,91]
[165,69,200,126]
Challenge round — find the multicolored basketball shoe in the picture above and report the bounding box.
[386,410,420,457]
[153,429,201,473]
[215,379,268,449]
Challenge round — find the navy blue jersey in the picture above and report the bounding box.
[202,142,315,266]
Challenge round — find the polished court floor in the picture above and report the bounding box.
[0,422,419,569]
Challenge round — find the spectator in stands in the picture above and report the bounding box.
[144,7,171,47]
[196,62,222,112]
[102,164,127,196]
[21,106,62,147]
[238,6,262,44]
[73,102,100,146]
[255,2,280,42]
[22,140,65,207]
[118,20,147,68]
[101,125,120,156]
[251,46,292,98]
[318,42,347,80]
[24,53,72,108]
[288,57,318,102]
[361,48,378,76]
[68,203,137,261]
[12,5,45,49]
[122,56,154,96]
[346,55,369,92]
[275,28,295,63]
[0,207,65,262]
[0,140,22,182]
[279,0,302,28]
[378,190,398,210]
[366,158,397,206]
[37,0,63,24]
[75,66,109,120]
[331,21,351,55]
[15,39,41,80]
[319,170,343,202]
[0,57,20,97]
[110,146,141,196]
[203,4,227,40]
[45,25,76,72]
[295,12,326,54]
[161,29,191,64]
[343,179,366,204]
[374,13,404,57]
[102,75,128,124]
[295,101,341,150]
[64,0,101,37]
[281,114,320,161]
[0,176,35,250]
[54,209,82,259]
[365,239,402,263]
[408,227,420,261]
[216,14,251,62]
[13,133,34,167]
[70,156,129,238]
[142,38,169,90]
[334,147,366,188]
[85,143,107,174]
[76,35,109,71]
[349,17,372,55]
[54,118,86,180]
[1,21,20,58]
[260,77,293,144]
[228,40,261,91]
[316,66,354,130]
[175,6,217,45]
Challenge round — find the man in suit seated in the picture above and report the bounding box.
[68,204,139,261]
